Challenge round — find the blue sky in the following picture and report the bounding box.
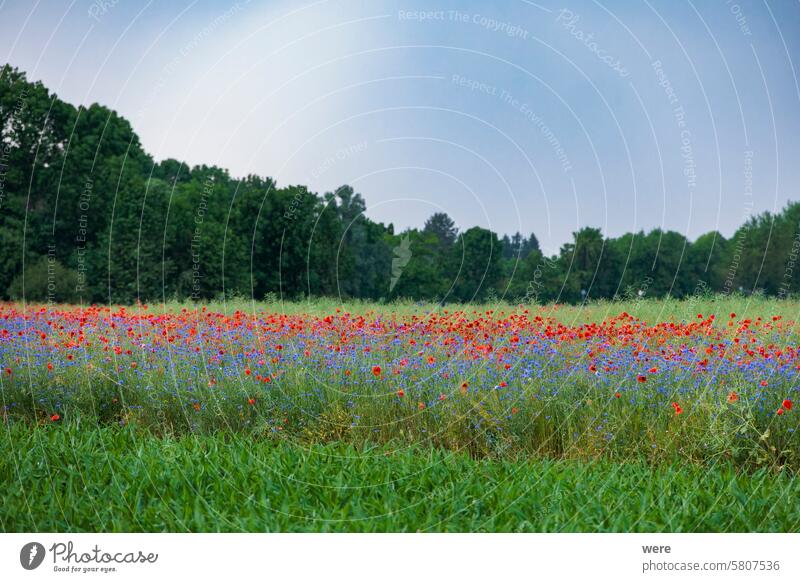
[1,0,799,253]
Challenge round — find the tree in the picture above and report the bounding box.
[523,232,540,255]
[450,227,502,302]
[388,229,449,300]
[4,64,800,305]
[557,227,610,302]
[423,212,458,250]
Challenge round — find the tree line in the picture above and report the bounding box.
[2,64,800,305]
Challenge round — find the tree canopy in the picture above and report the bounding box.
[2,64,799,304]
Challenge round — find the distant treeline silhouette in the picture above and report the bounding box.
[2,64,799,304]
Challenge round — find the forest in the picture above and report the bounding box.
[2,63,799,305]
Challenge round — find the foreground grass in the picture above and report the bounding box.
[2,424,799,532]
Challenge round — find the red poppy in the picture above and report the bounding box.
[760,380,768,387]
[511,407,519,414]
[460,382,468,394]
[637,375,647,383]
[498,381,507,387]
[438,393,446,401]
[248,398,255,405]
[727,391,739,403]
[50,414,60,422]
[615,392,621,399]
[418,402,425,410]
[783,399,793,411]
[47,362,53,371]
[649,367,658,374]
[244,368,251,376]
[777,408,785,416]
[397,389,405,397]
[372,365,382,377]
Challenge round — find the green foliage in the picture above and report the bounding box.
[7,257,79,303]
[2,425,798,532]
[3,64,800,305]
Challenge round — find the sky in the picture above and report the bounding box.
[1,0,799,254]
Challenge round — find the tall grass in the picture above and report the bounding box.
[2,424,799,532]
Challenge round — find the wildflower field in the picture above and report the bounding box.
[2,296,800,531]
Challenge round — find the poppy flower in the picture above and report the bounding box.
[649,367,658,374]
[783,399,793,411]
[372,365,382,377]
[397,389,405,397]
[50,414,60,422]
[727,391,739,403]
[248,398,255,405]
[47,362,53,371]
[615,392,621,399]
[498,381,507,388]
[438,393,446,401]
[460,382,468,394]
[418,402,426,410]
[637,375,647,383]
[777,408,785,416]
[511,407,519,414]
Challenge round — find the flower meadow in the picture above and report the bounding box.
[2,298,800,470]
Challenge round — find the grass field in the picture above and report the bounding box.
[2,296,800,531]
[3,425,799,532]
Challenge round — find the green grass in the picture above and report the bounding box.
[2,424,798,532]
